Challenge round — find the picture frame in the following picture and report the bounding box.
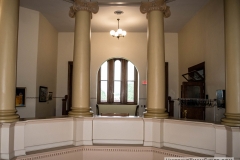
[48,92,53,101]
[16,87,26,107]
[39,86,48,102]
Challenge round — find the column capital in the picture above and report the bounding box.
[140,0,171,18]
[69,0,99,18]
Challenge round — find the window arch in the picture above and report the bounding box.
[97,58,138,104]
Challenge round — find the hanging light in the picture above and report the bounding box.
[110,19,127,39]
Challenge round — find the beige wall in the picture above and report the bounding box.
[17,7,58,118]
[165,33,179,117]
[17,7,39,118]
[178,0,225,121]
[56,32,74,116]
[56,32,179,116]
[36,14,58,118]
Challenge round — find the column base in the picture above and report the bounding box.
[0,110,19,123]
[144,108,168,119]
[221,113,240,127]
[68,107,93,117]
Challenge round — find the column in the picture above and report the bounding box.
[221,0,240,126]
[0,0,19,123]
[68,0,99,117]
[140,0,171,118]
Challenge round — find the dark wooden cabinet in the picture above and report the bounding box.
[181,62,206,120]
[181,82,205,120]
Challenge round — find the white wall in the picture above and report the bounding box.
[178,0,225,122]
[56,32,179,116]
[17,7,39,118]
[2,118,240,159]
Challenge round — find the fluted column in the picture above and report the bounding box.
[0,0,20,123]
[221,0,240,126]
[140,0,170,118]
[68,0,99,117]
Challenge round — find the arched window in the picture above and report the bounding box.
[97,58,138,104]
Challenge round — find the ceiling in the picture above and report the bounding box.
[20,0,210,33]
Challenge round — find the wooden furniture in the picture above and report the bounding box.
[180,62,205,120]
[62,95,69,115]
[168,96,174,117]
[181,82,205,120]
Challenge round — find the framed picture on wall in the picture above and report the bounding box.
[16,87,26,107]
[48,92,53,101]
[39,86,48,102]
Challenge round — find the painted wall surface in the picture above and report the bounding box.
[16,7,39,118]
[90,32,148,115]
[165,33,179,117]
[56,32,74,116]
[178,0,225,122]
[35,14,58,118]
[56,32,179,116]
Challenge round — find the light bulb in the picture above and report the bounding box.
[114,32,119,37]
[122,31,127,36]
[110,30,115,36]
[117,29,122,34]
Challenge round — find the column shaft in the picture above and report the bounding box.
[221,0,240,126]
[0,0,19,122]
[145,10,168,118]
[140,0,170,119]
[68,10,92,117]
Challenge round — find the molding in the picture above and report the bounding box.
[74,117,93,122]
[143,118,163,123]
[144,141,163,148]
[214,153,227,157]
[163,118,215,127]
[93,117,143,121]
[73,140,93,146]
[93,140,143,145]
[69,0,99,18]
[14,149,26,157]
[25,141,73,152]
[1,152,14,160]
[25,117,73,124]
[140,0,171,18]
[163,142,215,156]
[16,146,194,160]
[17,147,84,160]
[153,142,163,148]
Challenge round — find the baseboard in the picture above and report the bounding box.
[93,140,143,145]
[73,140,93,146]
[25,141,73,152]
[163,142,215,156]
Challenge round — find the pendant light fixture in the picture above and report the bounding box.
[110,18,127,39]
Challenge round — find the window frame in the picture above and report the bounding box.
[97,58,138,104]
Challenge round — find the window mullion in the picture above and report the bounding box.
[108,60,114,103]
[97,69,101,103]
[134,67,138,104]
[121,59,127,103]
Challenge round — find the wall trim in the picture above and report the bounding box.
[163,142,214,156]
[16,146,194,160]
[25,141,74,152]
